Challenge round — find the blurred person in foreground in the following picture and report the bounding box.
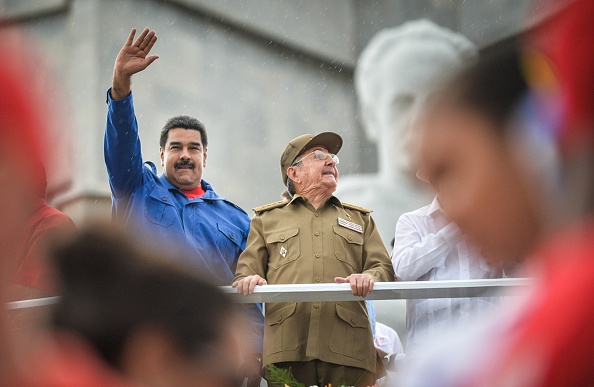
[392,162,505,353]
[25,224,250,387]
[104,28,262,384]
[397,0,594,385]
[233,133,395,386]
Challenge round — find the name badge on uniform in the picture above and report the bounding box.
[337,217,363,234]
[280,246,287,258]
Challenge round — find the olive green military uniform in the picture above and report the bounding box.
[234,194,394,376]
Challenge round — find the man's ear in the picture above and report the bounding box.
[287,167,299,184]
[202,147,207,168]
[160,147,165,167]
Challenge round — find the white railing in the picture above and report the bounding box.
[6,278,531,309]
[6,296,60,310]
[222,278,531,303]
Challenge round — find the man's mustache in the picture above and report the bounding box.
[174,160,196,168]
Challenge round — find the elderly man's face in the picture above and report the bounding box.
[290,146,339,196]
[417,105,540,266]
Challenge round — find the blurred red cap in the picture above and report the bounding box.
[525,0,594,144]
[0,33,48,187]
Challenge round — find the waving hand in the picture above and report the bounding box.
[111,28,159,100]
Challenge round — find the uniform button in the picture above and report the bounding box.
[315,277,321,282]
[314,232,320,236]
[351,318,355,324]
[314,213,319,217]
[315,254,320,258]
[347,236,353,241]
[313,304,319,309]
[280,236,285,241]
[230,234,234,240]
[277,316,282,322]
[162,196,167,201]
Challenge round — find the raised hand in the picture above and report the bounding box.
[111,28,159,100]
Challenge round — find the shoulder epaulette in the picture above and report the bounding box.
[253,200,289,213]
[341,202,373,214]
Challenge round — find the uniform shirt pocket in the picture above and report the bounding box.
[144,199,176,227]
[265,302,299,353]
[266,228,301,270]
[217,222,243,248]
[329,303,371,360]
[333,225,364,272]
[217,222,244,264]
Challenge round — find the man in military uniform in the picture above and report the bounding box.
[233,132,394,386]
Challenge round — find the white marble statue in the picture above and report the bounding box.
[337,19,478,246]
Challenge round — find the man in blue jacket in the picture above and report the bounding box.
[104,27,263,386]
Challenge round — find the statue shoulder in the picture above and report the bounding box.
[253,200,289,214]
[341,202,373,214]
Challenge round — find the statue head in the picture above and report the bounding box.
[355,19,478,175]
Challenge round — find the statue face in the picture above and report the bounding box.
[358,39,471,175]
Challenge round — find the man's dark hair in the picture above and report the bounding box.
[285,177,296,198]
[441,43,528,133]
[159,115,208,148]
[50,223,235,367]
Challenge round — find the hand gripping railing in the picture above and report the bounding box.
[6,278,532,309]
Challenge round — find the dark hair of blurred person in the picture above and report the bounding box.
[25,224,248,387]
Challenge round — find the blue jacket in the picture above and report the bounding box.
[104,90,263,352]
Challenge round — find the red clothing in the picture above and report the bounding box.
[182,184,206,199]
[19,332,137,387]
[15,199,76,295]
[470,223,594,386]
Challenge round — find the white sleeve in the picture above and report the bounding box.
[391,214,461,281]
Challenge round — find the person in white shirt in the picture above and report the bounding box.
[392,169,502,352]
[374,322,404,386]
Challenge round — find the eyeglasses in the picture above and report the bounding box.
[292,149,339,166]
